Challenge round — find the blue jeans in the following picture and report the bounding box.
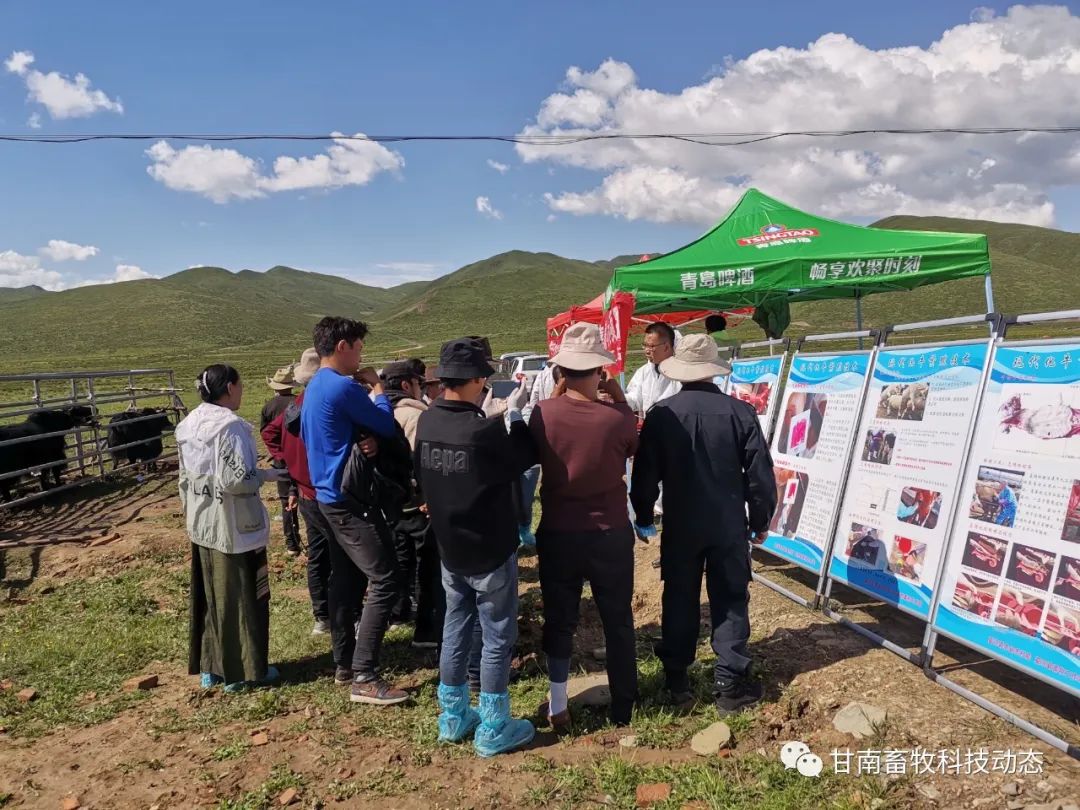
[440,553,519,693]
[519,465,540,527]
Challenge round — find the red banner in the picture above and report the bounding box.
[601,291,635,374]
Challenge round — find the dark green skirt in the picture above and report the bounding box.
[188,544,270,684]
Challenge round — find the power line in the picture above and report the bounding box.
[1,126,1079,147]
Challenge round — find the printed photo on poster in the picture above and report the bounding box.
[776,392,828,458]
[860,429,896,465]
[1005,544,1056,591]
[1044,601,1080,659]
[876,382,930,421]
[995,386,1080,459]
[732,382,772,416]
[961,531,1008,576]
[1054,555,1080,602]
[845,522,888,570]
[995,587,1046,638]
[770,468,809,538]
[887,536,926,583]
[1062,480,1080,544]
[951,572,998,619]
[969,466,1024,528]
[896,486,942,530]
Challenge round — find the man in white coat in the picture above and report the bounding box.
[626,323,681,416]
[625,323,681,523]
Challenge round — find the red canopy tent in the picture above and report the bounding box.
[547,292,753,359]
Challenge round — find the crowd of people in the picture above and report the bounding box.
[174,315,776,757]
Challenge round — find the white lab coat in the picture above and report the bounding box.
[625,363,681,415]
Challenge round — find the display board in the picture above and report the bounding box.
[933,340,1080,697]
[727,354,787,438]
[828,341,991,618]
[762,350,873,574]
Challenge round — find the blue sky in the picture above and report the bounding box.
[1,1,1078,290]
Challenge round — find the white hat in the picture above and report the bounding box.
[293,347,320,386]
[659,334,732,382]
[550,323,615,370]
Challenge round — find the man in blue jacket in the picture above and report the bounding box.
[301,316,406,706]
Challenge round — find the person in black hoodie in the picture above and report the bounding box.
[415,337,535,757]
[382,359,443,647]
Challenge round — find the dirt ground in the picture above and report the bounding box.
[0,472,1077,810]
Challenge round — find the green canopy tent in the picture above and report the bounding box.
[603,188,993,342]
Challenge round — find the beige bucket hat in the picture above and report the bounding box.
[550,322,615,370]
[266,364,297,391]
[659,334,732,382]
[293,347,320,386]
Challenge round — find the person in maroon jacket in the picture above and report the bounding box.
[528,323,640,730]
[262,349,336,643]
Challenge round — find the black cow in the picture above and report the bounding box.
[0,405,95,502]
[106,408,173,471]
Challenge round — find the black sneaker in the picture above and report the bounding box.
[334,667,354,685]
[714,678,763,716]
[663,671,694,708]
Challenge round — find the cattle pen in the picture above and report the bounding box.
[0,369,188,512]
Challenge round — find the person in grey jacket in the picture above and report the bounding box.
[176,364,289,693]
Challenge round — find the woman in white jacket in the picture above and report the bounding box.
[176,364,288,691]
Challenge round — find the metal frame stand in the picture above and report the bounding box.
[820,314,1001,667]
[752,328,879,612]
[919,309,1080,761]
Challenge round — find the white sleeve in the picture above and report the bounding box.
[625,366,645,413]
[216,424,262,496]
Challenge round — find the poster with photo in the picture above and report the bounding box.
[828,342,990,618]
[933,341,1080,697]
[728,354,787,438]
[762,351,873,574]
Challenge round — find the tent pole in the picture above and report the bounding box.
[855,292,864,349]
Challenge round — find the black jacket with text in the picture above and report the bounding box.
[414,399,536,576]
[631,382,776,548]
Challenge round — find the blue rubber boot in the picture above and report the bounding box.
[518,525,536,548]
[473,692,535,757]
[223,665,280,694]
[437,682,481,743]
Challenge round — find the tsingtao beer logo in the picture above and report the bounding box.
[737,223,819,248]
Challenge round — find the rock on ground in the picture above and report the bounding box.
[832,702,887,740]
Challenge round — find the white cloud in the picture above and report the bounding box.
[476,196,503,220]
[27,112,41,129]
[145,133,404,203]
[4,51,34,76]
[487,159,509,174]
[73,264,158,288]
[5,50,123,119]
[519,7,1080,227]
[0,250,64,290]
[40,239,99,262]
[0,251,158,291]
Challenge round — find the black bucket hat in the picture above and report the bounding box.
[434,337,496,379]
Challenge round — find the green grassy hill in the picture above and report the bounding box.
[0,215,1075,420]
[0,285,49,303]
[371,250,610,351]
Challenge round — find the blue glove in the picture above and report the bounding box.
[634,523,658,542]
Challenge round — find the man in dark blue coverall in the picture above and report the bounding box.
[631,334,777,716]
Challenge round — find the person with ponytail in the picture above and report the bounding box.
[175,364,290,692]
